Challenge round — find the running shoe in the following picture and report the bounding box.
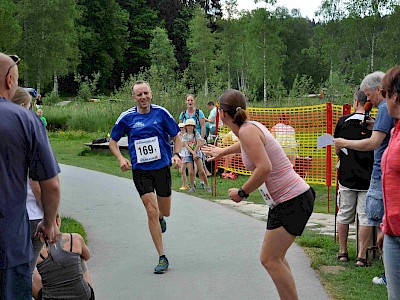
[188,188,196,193]
[206,187,212,192]
[200,181,205,189]
[154,256,169,274]
[159,217,167,233]
[179,186,189,190]
[372,273,387,286]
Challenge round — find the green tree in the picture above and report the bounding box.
[117,0,159,76]
[0,0,22,53]
[214,0,238,89]
[78,0,129,93]
[317,0,398,73]
[276,10,315,91]
[149,26,179,85]
[245,8,286,104]
[379,5,400,69]
[17,0,80,93]
[187,7,216,96]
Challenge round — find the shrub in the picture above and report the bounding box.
[74,72,101,101]
[44,90,63,106]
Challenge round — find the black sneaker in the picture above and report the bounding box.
[154,256,169,274]
[159,217,167,233]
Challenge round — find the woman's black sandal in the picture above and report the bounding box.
[336,253,349,262]
[355,257,369,267]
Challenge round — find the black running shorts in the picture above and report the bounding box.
[267,187,315,236]
[132,166,172,197]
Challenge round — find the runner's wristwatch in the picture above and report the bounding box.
[238,188,249,198]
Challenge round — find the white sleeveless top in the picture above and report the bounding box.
[240,121,309,204]
[26,177,44,220]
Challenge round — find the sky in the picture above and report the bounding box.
[231,0,323,19]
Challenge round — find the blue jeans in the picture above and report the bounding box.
[206,123,215,137]
[365,177,384,227]
[384,235,400,300]
[0,263,31,300]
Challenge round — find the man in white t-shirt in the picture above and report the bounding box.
[206,101,217,138]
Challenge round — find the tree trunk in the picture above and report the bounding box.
[370,32,375,72]
[263,32,267,106]
[203,57,208,96]
[227,60,231,88]
[53,72,58,96]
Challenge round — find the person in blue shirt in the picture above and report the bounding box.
[205,101,217,138]
[179,94,206,138]
[109,80,182,274]
[0,53,61,300]
[334,71,395,284]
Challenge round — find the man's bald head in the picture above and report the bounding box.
[0,52,19,100]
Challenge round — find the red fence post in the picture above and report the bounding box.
[326,102,333,213]
[334,103,352,240]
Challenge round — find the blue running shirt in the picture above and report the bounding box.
[111,104,180,170]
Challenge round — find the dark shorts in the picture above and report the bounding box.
[0,262,31,300]
[267,187,315,236]
[132,166,172,197]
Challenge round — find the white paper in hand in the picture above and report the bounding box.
[317,134,334,149]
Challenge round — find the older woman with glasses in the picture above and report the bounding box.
[377,66,400,299]
[202,89,315,300]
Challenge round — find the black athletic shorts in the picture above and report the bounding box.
[267,187,315,236]
[132,165,172,197]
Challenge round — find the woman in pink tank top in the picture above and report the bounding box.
[202,89,315,300]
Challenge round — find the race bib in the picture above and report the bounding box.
[134,136,161,163]
[258,182,278,208]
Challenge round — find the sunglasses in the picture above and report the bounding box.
[5,55,21,77]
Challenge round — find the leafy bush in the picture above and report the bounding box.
[323,71,354,104]
[74,72,101,101]
[289,74,315,98]
[44,90,63,106]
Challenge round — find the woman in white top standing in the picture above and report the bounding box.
[202,89,315,300]
[11,87,45,276]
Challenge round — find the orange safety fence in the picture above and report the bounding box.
[215,103,378,188]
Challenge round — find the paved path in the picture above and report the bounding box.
[59,164,330,300]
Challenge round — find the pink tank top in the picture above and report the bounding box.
[240,121,309,204]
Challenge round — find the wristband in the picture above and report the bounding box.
[173,152,181,159]
[238,188,249,198]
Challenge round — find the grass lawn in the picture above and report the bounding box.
[49,131,387,300]
[60,216,87,244]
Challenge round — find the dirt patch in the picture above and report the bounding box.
[320,265,346,274]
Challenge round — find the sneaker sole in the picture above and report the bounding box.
[154,268,168,274]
